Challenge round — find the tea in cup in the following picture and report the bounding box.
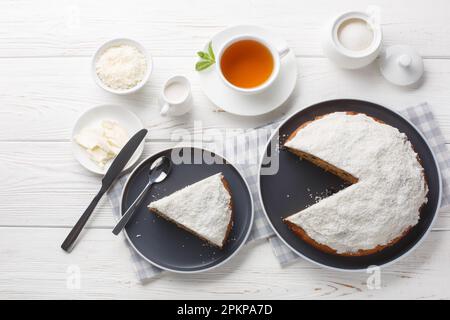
[217,35,289,94]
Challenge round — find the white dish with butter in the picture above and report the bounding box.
[72,104,145,174]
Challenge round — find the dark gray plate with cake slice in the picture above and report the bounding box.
[121,147,253,273]
[258,99,441,270]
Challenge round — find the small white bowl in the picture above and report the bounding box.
[72,104,145,175]
[92,38,153,95]
[322,11,383,69]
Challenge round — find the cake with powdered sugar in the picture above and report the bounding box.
[283,112,428,256]
[148,173,233,249]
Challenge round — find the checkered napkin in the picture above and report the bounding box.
[107,102,450,282]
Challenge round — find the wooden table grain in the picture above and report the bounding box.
[1,0,450,299]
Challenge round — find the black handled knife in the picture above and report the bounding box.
[61,128,148,252]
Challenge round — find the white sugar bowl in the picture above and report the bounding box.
[322,11,383,69]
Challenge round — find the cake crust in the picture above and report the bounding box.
[284,218,412,256]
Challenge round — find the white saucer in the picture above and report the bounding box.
[198,25,298,116]
[71,104,145,175]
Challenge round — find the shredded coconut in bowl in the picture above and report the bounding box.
[95,44,147,91]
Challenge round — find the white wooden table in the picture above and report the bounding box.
[1,0,450,300]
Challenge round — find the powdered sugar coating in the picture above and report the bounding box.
[148,173,232,247]
[284,112,428,253]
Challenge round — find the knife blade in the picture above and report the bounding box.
[101,128,148,190]
[61,128,148,252]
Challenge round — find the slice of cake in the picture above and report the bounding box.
[283,112,428,256]
[148,172,233,249]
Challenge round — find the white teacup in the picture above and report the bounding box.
[216,35,290,95]
[159,75,192,117]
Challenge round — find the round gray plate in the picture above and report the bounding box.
[121,147,253,273]
[259,99,441,270]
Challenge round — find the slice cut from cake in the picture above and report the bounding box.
[283,112,428,256]
[148,172,233,249]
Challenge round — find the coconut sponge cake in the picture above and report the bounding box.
[283,112,428,255]
[148,173,233,249]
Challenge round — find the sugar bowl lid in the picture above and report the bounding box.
[378,45,424,86]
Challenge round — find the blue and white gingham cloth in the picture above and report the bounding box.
[107,103,450,282]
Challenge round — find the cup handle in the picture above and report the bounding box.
[160,103,170,116]
[366,5,381,26]
[278,46,290,59]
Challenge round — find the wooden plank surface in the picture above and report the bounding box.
[0,0,449,58]
[1,141,450,229]
[1,227,449,299]
[1,0,450,299]
[2,56,450,142]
